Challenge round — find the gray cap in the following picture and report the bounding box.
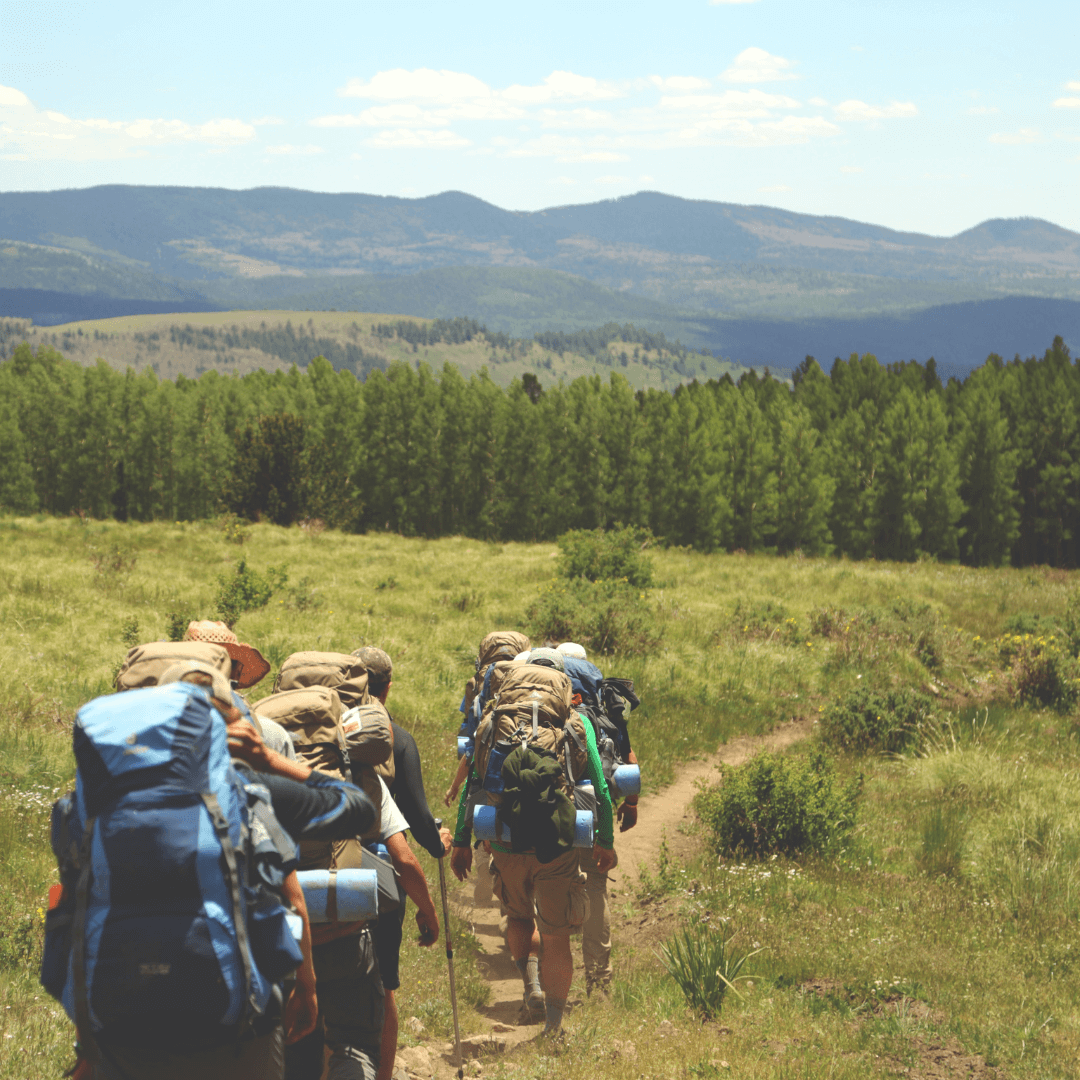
[556,642,588,660]
[158,659,233,703]
[527,647,565,672]
[354,646,393,685]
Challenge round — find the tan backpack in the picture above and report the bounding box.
[473,665,589,808]
[276,651,370,710]
[462,631,531,715]
[115,641,232,691]
[341,700,396,785]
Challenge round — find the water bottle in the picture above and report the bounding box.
[297,869,379,922]
[482,742,512,795]
[457,735,473,759]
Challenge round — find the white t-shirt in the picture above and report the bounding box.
[377,774,409,842]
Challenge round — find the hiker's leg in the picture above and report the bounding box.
[375,990,397,1080]
[580,848,617,989]
[98,1027,285,1080]
[534,849,588,1029]
[473,845,495,905]
[373,905,405,1080]
[490,850,538,960]
[316,930,385,1080]
[505,915,535,960]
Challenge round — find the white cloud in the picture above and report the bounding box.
[539,108,615,129]
[834,99,917,120]
[505,135,628,161]
[649,75,712,92]
[252,116,285,126]
[0,85,30,107]
[967,106,999,115]
[759,184,792,192]
[1067,81,1080,91]
[503,71,623,104]
[1053,97,1080,109]
[721,47,798,83]
[265,144,323,156]
[595,175,630,183]
[990,128,1040,144]
[660,89,801,116]
[0,84,255,160]
[840,165,863,173]
[808,96,828,107]
[364,128,471,148]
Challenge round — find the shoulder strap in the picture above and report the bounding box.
[200,793,258,1029]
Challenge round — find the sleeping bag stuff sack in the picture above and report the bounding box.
[41,682,302,1050]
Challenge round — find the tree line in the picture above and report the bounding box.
[0,336,1076,566]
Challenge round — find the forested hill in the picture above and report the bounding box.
[3,186,1079,284]
[1,335,1078,569]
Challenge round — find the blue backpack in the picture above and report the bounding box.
[41,682,302,1049]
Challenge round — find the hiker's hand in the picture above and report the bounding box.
[443,786,458,808]
[226,717,271,769]
[439,827,453,854]
[416,905,439,947]
[618,801,638,832]
[594,847,616,874]
[451,845,472,881]
[282,980,318,1044]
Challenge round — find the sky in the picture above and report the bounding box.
[0,0,1077,237]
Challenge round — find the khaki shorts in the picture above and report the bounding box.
[489,848,588,936]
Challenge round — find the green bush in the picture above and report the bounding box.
[660,922,759,1019]
[820,686,936,754]
[556,525,654,588]
[1013,642,1080,712]
[216,559,288,628]
[694,750,860,858]
[526,576,660,656]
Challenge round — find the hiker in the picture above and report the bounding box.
[252,651,392,1080]
[450,648,616,1035]
[445,633,530,912]
[556,642,641,995]
[43,674,377,1080]
[351,647,448,1080]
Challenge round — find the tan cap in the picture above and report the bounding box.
[353,646,393,685]
[183,620,270,689]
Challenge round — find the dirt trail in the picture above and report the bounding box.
[420,717,813,1071]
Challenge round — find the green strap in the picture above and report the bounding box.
[453,762,475,846]
[200,793,259,1027]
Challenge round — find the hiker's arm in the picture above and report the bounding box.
[253,770,377,842]
[280,870,318,1044]
[444,752,471,808]
[390,721,448,859]
[385,830,440,947]
[226,714,313,782]
[580,713,614,851]
[450,764,476,880]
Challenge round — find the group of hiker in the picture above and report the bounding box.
[40,621,641,1080]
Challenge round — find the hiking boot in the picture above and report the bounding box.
[525,985,546,1020]
[585,975,611,998]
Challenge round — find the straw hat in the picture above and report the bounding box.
[183,620,270,689]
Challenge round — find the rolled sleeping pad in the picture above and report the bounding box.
[457,736,473,759]
[473,804,595,848]
[610,763,641,799]
[297,868,379,923]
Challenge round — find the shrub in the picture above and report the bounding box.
[1003,636,1080,712]
[730,599,792,638]
[526,577,660,656]
[695,750,860,858]
[216,559,288,628]
[820,686,936,754]
[660,923,759,1020]
[556,525,654,588]
[164,605,195,641]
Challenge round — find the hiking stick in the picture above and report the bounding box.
[435,818,464,1080]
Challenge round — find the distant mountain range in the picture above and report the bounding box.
[1,186,1079,375]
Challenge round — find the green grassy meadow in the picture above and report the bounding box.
[2,518,1080,1077]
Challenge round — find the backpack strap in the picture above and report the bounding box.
[200,793,259,1028]
[72,816,103,1073]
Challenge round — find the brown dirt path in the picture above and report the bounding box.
[416,717,814,1075]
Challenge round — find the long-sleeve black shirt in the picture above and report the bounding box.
[233,764,376,843]
[387,718,444,859]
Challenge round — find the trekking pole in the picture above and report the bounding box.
[435,818,465,1080]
